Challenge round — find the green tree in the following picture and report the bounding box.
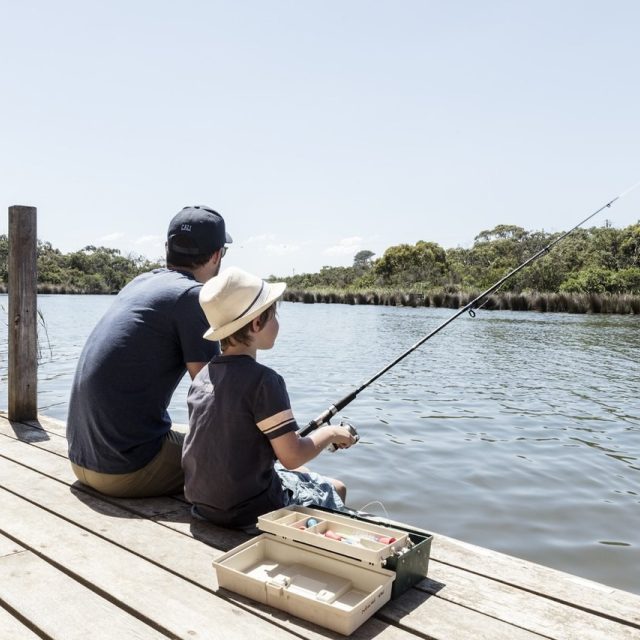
[374,241,447,287]
[353,250,375,269]
[560,267,614,293]
[611,267,640,293]
[618,223,640,268]
[278,221,640,296]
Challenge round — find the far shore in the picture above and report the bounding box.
[282,289,640,314]
[3,284,639,314]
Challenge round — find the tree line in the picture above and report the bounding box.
[278,222,640,295]
[0,236,162,293]
[1,221,639,296]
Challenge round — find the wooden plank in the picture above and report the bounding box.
[0,488,299,640]
[0,536,166,640]
[0,416,188,519]
[0,433,544,639]
[417,559,640,640]
[0,418,57,445]
[22,413,67,434]
[378,587,543,640]
[7,205,38,421]
[0,534,24,558]
[0,448,502,640]
[0,455,222,591]
[172,497,634,640]
[0,604,41,640]
[3,415,639,635]
[4,418,640,600]
[1,415,75,453]
[428,534,640,626]
[0,429,190,521]
[0,484,419,640]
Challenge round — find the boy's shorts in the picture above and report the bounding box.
[191,464,345,536]
[275,463,344,511]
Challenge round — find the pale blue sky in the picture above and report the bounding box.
[1,1,639,277]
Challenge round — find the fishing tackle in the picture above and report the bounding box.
[299,180,640,438]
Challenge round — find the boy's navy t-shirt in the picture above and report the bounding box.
[67,268,219,473]
[183,355,299,527]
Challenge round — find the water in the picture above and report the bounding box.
[1,294,639,594]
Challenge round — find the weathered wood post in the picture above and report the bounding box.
[8,205,38,421]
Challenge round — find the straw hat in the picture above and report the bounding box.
[200,267,286,341]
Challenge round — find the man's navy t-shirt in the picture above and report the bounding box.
[67,268,219,474]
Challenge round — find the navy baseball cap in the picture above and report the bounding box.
[167,206,232,256]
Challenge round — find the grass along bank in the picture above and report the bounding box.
[283,289,640,314]
[2,283,638,313]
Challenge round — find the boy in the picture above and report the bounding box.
[182,267,357,530]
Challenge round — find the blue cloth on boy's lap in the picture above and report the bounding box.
[277,464,344,510]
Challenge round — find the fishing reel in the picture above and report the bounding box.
[328,420,360,453]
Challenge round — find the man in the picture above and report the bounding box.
[67,205,231,497]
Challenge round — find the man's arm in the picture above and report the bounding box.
[186,362,208,380]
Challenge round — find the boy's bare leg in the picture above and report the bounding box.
[326,477,346,502]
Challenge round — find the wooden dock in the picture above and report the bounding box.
[1,413,639,640]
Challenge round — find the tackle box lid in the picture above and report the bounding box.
[257,505,426,567]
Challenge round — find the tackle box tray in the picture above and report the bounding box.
[212,506,432,635]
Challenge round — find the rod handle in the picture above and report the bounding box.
[298,390,358,436]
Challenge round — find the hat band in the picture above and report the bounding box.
[229,282,265,323]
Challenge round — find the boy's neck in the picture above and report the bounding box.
[222,344,257,359]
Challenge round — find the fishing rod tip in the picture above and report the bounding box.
[618,179,640,200]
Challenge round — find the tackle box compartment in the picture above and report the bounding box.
[212,506,432,635]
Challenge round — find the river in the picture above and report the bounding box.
[1,294,638,594]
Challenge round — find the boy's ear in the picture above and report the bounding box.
[251,316,263,332]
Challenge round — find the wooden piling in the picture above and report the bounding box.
[8,205,38,420]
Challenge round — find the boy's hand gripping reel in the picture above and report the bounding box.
[328,420,360,452]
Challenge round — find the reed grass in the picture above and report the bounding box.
[282,289,640,314]
[2,282,638,313]
[0,283,112,294]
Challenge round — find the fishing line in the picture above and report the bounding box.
[357,500,390,519]
[299,180,640,437]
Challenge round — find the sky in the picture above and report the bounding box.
[1,1,639,278]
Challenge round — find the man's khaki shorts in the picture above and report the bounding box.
[70,430,185,498]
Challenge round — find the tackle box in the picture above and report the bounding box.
[212,505,432,635]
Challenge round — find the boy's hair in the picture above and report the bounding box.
[221,302,277,351]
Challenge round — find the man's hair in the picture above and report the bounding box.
[221,303,277,351]
[166,235,218,269]
[166,250,216,269]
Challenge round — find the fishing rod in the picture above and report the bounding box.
[299,180,640,438]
